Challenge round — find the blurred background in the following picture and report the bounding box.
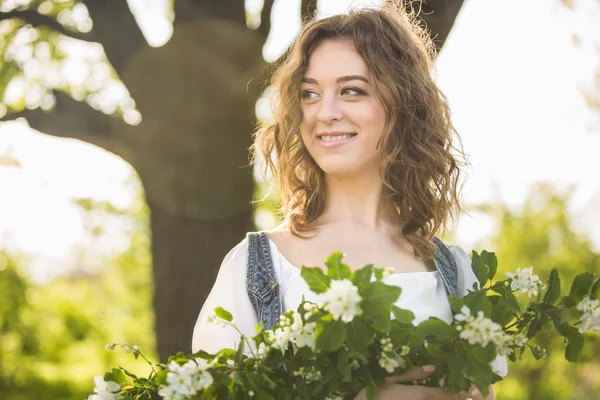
[0,0,598,398]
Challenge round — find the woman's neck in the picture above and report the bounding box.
[319,171,402,232]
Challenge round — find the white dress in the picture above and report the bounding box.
[192,237,508,376]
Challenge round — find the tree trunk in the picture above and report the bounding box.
[149,202,254,360]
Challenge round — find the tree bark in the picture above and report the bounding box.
[149,202,254,360]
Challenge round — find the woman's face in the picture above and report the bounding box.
[299,37,387,178]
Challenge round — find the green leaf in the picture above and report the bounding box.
[448,296,464,314]
[109,368,127,385]
[527,314,546,339]
[370,311,391,333]
[235,339,244,365]
[301,267,331,294]
[490,282,521,313]
[569,272,595,300]
[214,307,233,322]
[563,323,584,362]
[464,289,492,317]
[392,305,415,325]
[469,342,497,364]
[255,321,264,334]
[416,317,455,342]
[481,250,498,281]
[352,264,373,288]
[366,380,377,400]
[325,251,351,280]
[361,282,402,307]
[391,321,415,343]
[490,296,516,326]
[373,267,384,281]
[543,268,561,304]
[471,251,489,288]
[337,351,352,382]
[316,319,346,352]
[346,319,372,356]
[591,277,600,300]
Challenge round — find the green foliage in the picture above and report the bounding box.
[0,192,155,399]
[474,183,600,399]
[84,242,597,400]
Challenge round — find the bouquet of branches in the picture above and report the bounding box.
[88,250,599,400]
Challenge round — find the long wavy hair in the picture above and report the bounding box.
[252,3,469,260]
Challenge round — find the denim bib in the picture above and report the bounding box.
[246,231,459,332]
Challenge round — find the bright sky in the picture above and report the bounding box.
[0,0,599,282]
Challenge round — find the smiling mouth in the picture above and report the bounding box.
[317,133,357,142]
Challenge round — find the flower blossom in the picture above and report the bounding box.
[157,360,214,400]
[265,311,317,354]
[320,279,363,322]
[576,297,600,334]
[88,376,123,400]
[454,306,509,349]
[378,353,406,373]
[505,267,545,298]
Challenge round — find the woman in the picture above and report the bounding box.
[192,4,506,399]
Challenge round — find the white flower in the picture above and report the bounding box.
[257,342,270,360]
[295,323,317,349]
[89,376,122,400]
[320,279,363,323]
[378,353,405,373]
[505,267,545,298]
[191,370,214,392]
[157,385,185,400]
[576,297,600,334]
[267,327,292,353]
[454,306,506,349]
[158,360,214,399]
[454,306,472,322]
[166,371,193,396]
[284,311,317,349]
[512,333,528,347]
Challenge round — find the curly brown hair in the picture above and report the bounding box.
[252,3,469,260]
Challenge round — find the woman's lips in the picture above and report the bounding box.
[317,133,357,148]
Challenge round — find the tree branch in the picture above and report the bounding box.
[301,0,318,21]
[257,0,275,41]
[81,0,148,76]
[0,9,93,41]
[405,0,465,54]
[1,91,124,157]
[175,0,246,26]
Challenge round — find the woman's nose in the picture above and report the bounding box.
[316,95,343,124]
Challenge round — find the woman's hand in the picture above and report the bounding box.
[353,365,492,400]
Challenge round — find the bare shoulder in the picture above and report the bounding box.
[266,224,307,252]
[265,224,324,268]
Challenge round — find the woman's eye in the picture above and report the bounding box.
[341,87,365,96]
[300,90,317,101]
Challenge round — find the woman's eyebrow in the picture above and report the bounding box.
[301,75,370,84]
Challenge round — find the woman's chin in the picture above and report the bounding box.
[318,163,363,179]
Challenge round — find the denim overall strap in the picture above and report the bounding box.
[246,232,283,332]
[432,236,460,298]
